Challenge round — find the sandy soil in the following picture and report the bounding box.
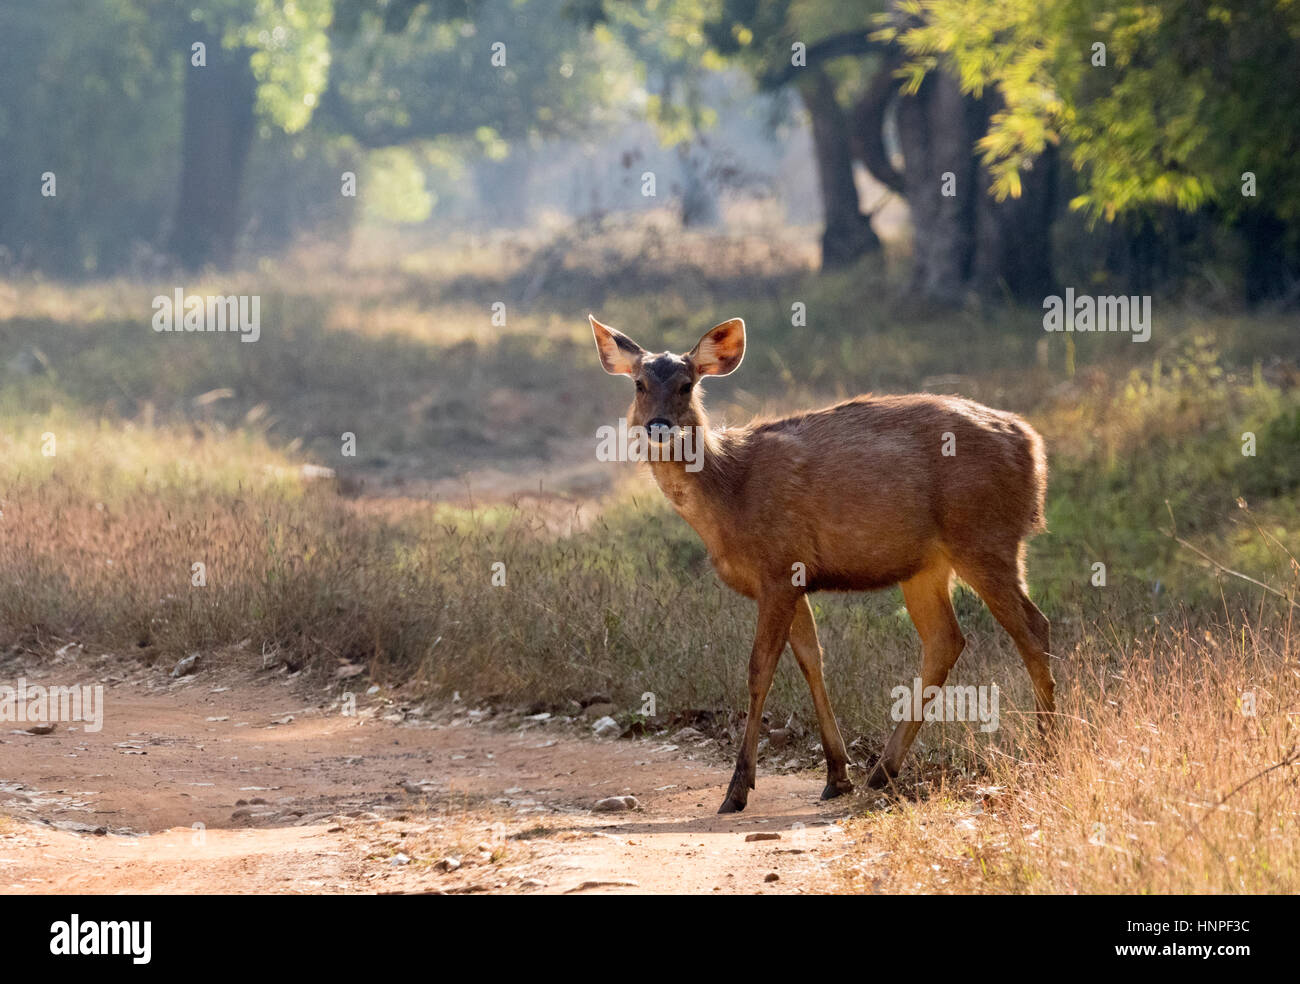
[0,660,857,894]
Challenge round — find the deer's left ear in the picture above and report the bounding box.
[689,318,745,376]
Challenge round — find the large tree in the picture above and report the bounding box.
[0,0,180,275]
[886,0,1300,302]
[709,0,1057,297]
[323,0,625,230]
[701,0,886,269]
[765,34,1039,298]
[169,0,335,269]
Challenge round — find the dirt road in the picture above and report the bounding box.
[0,660,856,894]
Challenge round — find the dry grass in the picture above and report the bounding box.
[836,608,1300,894]
[3,225,1300,893]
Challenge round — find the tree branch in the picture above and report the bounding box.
[759,31,889,90]
[851,51,907,194]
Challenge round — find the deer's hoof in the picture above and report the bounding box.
[864,759,897,790]
[820,778,853,801]
[717,796,747,814]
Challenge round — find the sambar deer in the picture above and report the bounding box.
[591,315,1055,814]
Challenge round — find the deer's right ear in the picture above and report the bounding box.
[590,315,644,376]
[689,318,745,376]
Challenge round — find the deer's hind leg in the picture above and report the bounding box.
[867,561,966,788]
[952,546,1054,737]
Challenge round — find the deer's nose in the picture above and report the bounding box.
[646,417,673,433]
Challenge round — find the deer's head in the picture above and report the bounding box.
[590,315,745,443]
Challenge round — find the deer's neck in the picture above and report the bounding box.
[647,421,745,531]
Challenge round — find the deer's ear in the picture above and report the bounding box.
[689,318,745,376]
[590,315,644,376]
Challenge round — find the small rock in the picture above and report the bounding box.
[764,872,780,883]
[592,715,622,738]
[437,857,461,872]
[670,726,704,743]
[389,853,411,866]
[593,795,639,812]
[25,723,56,736]
[768,728,790,750]
[170,653,200,678]
[745,832,781,843]
[583,702,619,720]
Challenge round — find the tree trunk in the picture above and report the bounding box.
[970,96,1057,300]
[851,52,905,195]
[799,67,879,269]
[857,62,1057,303]
[1238,208,1299,305]
[169,33,256,270]
[894,70,978,303]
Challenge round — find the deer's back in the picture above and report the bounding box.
[705,394,1046,595]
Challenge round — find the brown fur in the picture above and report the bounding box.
[591,315,1055,813]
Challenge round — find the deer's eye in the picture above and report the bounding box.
[635,379,646,393]
[679,382,692,396]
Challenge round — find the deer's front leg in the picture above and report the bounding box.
[719,591,797,814]
[787,595,853,800]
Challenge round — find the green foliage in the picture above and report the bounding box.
[184,0,337,133]
[883,0,1300,225]
[597,0,889,140]
[363,146,436,222]
[590,0,730,143]
[328,0,631,147]
[1038,337,1300,604]
[232,0,335,133]
[0,0,182,273]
